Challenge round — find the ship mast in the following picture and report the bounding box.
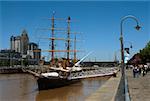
[51,12,55,66]
[34,13,81,67]
[74,34,77,64]
[67,16,71,65]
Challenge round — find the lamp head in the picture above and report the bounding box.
[135,25,141,30]
[68,16,71,20]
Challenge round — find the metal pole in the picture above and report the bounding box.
[67,16,71,66]
[120,15,140,75]
[51,12,55,66]
[74,34,76,64]
[120,15,140,101]
[120,34,124,75]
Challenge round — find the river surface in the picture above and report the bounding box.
[0,74,110,101]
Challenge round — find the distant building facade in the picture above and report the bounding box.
[21,30,29,54]
[10,30,29,55]
[27,42,41,60]
[10,36,21,53]
[9,29,41,65]
[0,49,21,66]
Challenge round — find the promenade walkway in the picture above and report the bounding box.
[86,72,121,101]
[126,69,150,101]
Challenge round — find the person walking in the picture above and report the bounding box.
[142,65,146,77]
[133,66,136,78]
[133,65,139,78]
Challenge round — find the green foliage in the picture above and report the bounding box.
[139,41,150,63]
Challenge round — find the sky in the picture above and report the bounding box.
[0,1,150,61]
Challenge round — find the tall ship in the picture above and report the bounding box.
[31,12,86,90]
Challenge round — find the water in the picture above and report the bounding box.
[0,74,109,101]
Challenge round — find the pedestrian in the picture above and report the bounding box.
[138,64,142,75]
[133,65,136,78]
[144,64,148,74]
[133,65,139,78]
[136,65,139,78]
[142,65,146,76]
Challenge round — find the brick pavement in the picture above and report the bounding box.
[126,69,150,101]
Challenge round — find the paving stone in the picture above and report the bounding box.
[126,69,150,101]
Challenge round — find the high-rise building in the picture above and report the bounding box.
[10,29,29,55]
[21,30,29,54]
[10,29,41,64]
[10,36,21,53]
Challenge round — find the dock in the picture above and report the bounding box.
[0,66,23,74]
[86,71,121,101]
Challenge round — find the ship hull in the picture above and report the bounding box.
[37,77,79,90]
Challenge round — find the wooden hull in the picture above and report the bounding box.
[37,77,79,90]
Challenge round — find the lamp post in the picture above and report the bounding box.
[120,15,141,76]
[120,15,141,100]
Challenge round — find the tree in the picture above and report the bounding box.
[139,41,150,63]
[128,41,150,64]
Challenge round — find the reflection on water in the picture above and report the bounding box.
[0,74,37,101]
[0,74,109,101]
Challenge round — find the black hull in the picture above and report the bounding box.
[37,77,79,90]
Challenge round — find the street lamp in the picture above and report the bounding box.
[120,15,141,100]
[120,15,141,75]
